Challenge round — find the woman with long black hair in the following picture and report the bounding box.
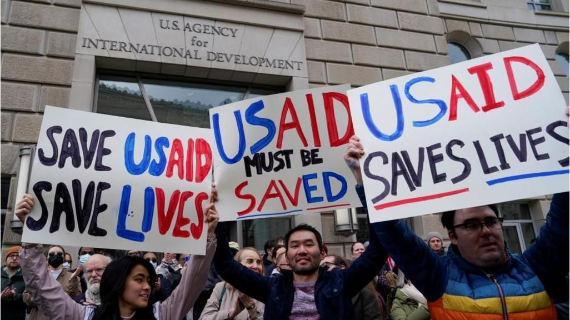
[15,192,219,320]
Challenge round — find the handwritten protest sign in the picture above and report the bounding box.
[209,85,361,221]
[348,44,569,223]
[22,106,213,254]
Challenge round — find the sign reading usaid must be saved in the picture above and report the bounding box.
[76,4,307,78]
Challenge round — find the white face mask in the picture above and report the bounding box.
[150,261,157,269]
[62,262,71,270]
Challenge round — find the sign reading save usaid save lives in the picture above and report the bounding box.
[348,44,569,223]
[209,85,361,221]
[22,107,213,254]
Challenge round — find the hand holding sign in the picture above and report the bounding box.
[348,44,569,223]
[22,107,214,255]
[209,85,361,221]
[15,194,34,224]
[344,135,365,185]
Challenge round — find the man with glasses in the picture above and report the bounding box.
[72,254,111,306]
[345,135,568,320]
[1,246,25,320]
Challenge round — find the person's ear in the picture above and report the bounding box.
[448,229,458,245]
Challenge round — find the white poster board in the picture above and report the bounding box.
[209,85,361,221]
[22,106,213,254]
[348,44,569,223]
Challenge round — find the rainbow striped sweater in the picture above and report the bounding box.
[356,187,568,320]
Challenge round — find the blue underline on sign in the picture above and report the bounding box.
[486,170,570,186]
[237,209,303,220]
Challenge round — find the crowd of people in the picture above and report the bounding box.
[1,107,568,319]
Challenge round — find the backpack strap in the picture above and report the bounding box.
[219,283,227,306]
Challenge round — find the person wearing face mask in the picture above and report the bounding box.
[200,248,265,320]
[72,254,112,306]
[15,191,219,320]
[63,253,73,271]
[23,245,82,320]
[144,252,173,303]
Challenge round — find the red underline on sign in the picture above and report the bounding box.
[307,203,350,211]
[373,188,470,211]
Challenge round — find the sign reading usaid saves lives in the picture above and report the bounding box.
[22,106,213,254]
[348,44,569,223]
[209,85,361,221]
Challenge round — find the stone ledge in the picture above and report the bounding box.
[534,10,569,18]
[437,0,487,8]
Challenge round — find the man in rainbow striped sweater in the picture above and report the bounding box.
[345,136,568,320]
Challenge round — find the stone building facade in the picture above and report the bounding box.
[1,0,568,259]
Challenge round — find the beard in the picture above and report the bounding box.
[85,282,101,305]
[290,259,320,275]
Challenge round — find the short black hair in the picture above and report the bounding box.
[272,245,285,259]
[441,204,500,230]
[284,224,323,252]
[264,239,276,254]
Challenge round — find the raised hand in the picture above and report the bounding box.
[70,264,83,279]
[15,194,35,223]
[344,135,365,185]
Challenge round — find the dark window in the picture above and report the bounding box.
[447,42,471,64]
[1,177,11,243]
[96,74,281,128]
[555,52,569,77]
[242,218,292,250]
[97,76,151,121]
[527,0,552,10]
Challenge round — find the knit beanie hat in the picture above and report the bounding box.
[5,246,21,260]
[426,231,443,243]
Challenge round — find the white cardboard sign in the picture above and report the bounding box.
[209,85,361,221]
[348,44,569,223]
[22,106,213,254]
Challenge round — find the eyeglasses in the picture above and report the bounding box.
[453,217,504,233]
[145,258,158,263]
[128,252,141,257]
[85,267,106,275]
[80,251,95,256]
[6,254,19,259]
[48,252,64,257]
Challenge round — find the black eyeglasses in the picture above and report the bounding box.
[48,252,64,257]
[80,251,95,256]
[145,258,158,263]
[453,217,504,233]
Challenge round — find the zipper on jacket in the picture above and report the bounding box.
[486,273,508,320]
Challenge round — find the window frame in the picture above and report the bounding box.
[527,0,552,10]
[447,41,472,64]
[94,69,283,121]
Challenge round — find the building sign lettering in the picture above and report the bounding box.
[81,37,303,71]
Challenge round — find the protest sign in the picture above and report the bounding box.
[348,44,569,223]
[209,85,361,221]
[22,106,213,254]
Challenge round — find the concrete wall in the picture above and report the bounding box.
[2,0,81,246]
[1,0,568,250]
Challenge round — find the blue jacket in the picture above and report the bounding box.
[213,221,387,320]
[359,185,568,319]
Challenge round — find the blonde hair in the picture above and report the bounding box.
[226,247,264,290]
